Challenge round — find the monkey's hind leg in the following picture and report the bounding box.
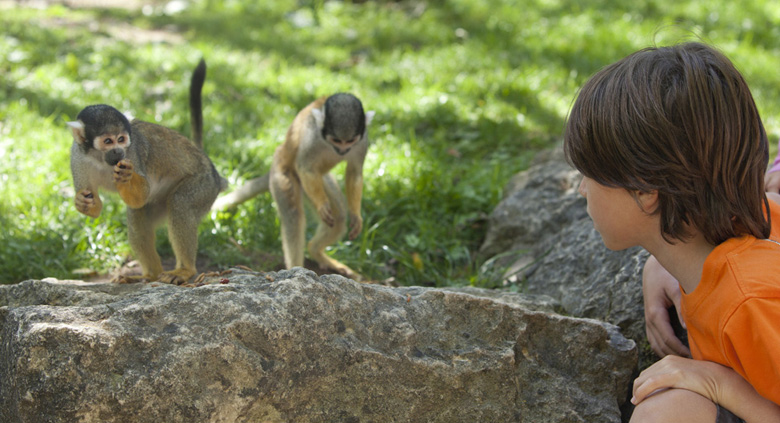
[270,169,306,269]
[307,174,362,281]
[116,206,165,283]
[159,174,219,285]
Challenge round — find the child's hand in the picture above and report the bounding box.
[632,355,780,421]
[642,256,691,358]
[631,355,722,406]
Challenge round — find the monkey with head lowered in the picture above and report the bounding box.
[67,59,227,285]
[212,93,374,280]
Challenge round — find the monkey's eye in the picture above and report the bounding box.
[118,136,126,143]
[332,138,343,144]
[103,138,113,145]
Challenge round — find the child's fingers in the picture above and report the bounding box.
[631,369,673,405]
[631,355,692,404]
[646,306,690,357]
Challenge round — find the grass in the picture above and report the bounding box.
[1,0,779,286]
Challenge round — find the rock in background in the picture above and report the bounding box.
[480,147,655,368]
[1,268,636,423]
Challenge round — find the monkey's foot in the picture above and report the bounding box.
[337,268,364,282]
[345,270,364,282]
[112,274,156,284]
[315,258,363,282]
[158,268,197,285]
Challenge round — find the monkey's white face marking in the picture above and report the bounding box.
[326,134,361,155]
[92,131,131,153]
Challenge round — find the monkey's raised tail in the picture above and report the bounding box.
[211,173,270,211]
[189,59,206,148]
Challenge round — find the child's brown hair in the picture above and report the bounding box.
[564,42,770,245]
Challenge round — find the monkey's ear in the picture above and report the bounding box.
[365,111,375,126]
[67,120,88,144]
[312,107,325,129]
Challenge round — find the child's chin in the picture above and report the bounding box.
[599,236,632,252]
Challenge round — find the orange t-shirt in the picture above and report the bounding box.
[682,200,780,405]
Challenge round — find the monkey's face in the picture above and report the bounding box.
[324,133,362,156]
[93,131,131,166]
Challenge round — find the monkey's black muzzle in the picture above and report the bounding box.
[105,148,125,166]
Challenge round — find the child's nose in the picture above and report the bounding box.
[578,178,587,197]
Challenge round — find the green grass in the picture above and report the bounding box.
[1,0,779,285]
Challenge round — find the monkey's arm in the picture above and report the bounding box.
[74,189,103,218]
[114,159,150,209]
[345,162,363,239]
[71,153,104,218]
[299,170,335,227]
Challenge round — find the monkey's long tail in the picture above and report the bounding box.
[190,59,206,148]
[211,173,270,211]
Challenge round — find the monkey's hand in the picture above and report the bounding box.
[114,159,149,209]
[113,159,134,184]
[317,202,335,227]
[75,189,102,218]
[348,213,363,240]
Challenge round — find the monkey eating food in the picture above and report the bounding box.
[67,59,227,285]
[212,93,374,281]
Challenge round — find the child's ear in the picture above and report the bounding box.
[636,190,659,214]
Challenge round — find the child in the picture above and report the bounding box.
[643,146,780,361]
[766,141,780,193]
[564,42,780,422]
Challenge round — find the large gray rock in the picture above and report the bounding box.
[480,150,587,259]
[1,269,636,422]
[480,148,653,367]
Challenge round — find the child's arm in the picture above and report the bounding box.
[766,139,780,193]
[632,355,780,420]
[642,255,690,357]
[766,172,780,193]
[768,191,780,206]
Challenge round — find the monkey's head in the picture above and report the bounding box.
[315,93,374,156]
[67,104,132,166]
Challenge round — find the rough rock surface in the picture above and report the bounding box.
[1,269,636,423]
[480,148,653,367]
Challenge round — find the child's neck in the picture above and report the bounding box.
[647,233,716,294]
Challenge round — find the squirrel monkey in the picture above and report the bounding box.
[67,59,227,285]
[212,93,374,280]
